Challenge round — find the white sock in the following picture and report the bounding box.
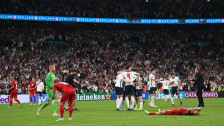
[39,97,41,104]
[171,97,174,104]
[164,95,167,101]
[116,98,119,108]
[150,96,154,105]
[140,102,143,108]
[154,96,156,102]
[125,97,130,108]
[130,97,135,109]
[154,96,157,105]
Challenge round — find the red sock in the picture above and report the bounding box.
[10,99,12,106]
[15,99,21,104]
[69,105,73,117]
[34,97,36,104]
[30,96,32,103]
[60,104,64,118]
[149,112,156,115]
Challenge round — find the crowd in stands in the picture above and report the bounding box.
[1,0,224,19]
[0,24,224,95]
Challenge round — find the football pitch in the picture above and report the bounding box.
[0,98,223,126]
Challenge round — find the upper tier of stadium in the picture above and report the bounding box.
[0,0,223,19]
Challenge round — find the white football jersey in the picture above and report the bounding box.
[169,76,180,86]
[161,80,169,89]
[36,81,44,92]
[115,73,124,88]
[122,71,136,86]
[149,74,156,87]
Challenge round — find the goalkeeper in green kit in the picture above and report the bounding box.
[37,64,59,116]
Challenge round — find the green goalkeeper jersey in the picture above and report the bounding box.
[45,72,55,93]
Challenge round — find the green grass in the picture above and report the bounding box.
[0,98,223,126]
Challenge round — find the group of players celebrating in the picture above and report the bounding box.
[115,66,201,116]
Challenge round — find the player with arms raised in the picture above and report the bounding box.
[37,64,59,116]
[53,78,76,121]
[29,77,37,105]
[8,76,22,108]
[170,73,182,106]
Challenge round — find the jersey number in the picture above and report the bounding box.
[15,83,18,89]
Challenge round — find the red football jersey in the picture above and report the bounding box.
[11,80,19,92]
[53,82,74,93]
[165,109,188,115]
[30,81,36,91]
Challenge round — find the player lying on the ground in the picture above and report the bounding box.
[53,78,76,121]
[144,107,201,115]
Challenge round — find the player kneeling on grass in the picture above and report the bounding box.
[144,107,201,115]
[53,78,76,121]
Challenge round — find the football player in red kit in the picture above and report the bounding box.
[53,78,76,121]
[144,107,201,115]
[8,76,22,108]
[29,77,37,105]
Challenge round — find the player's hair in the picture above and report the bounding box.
[151,68,155,72]
[132,68,137,72]
[171,72,175,76]
[54,78,60,83]
[164,75,169,79]
[49,64,55,70]
[11,76,15,80]
[125,65,131,70]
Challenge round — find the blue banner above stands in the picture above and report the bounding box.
[0,14,224,24]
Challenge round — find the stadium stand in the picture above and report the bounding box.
[0,0,224,18]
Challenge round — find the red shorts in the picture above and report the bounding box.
[30,90,37,96]
[165,109,188,115]
[60,85,76,102]
[10,91,18,99]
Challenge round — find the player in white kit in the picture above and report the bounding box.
[160,76,170,102]
[115,68,125,111]
[148,68,161,107]
[121,66,139,111]
[169,73,182,106]
[36,78,44,105]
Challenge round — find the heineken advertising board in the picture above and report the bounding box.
[76,93,113,101]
